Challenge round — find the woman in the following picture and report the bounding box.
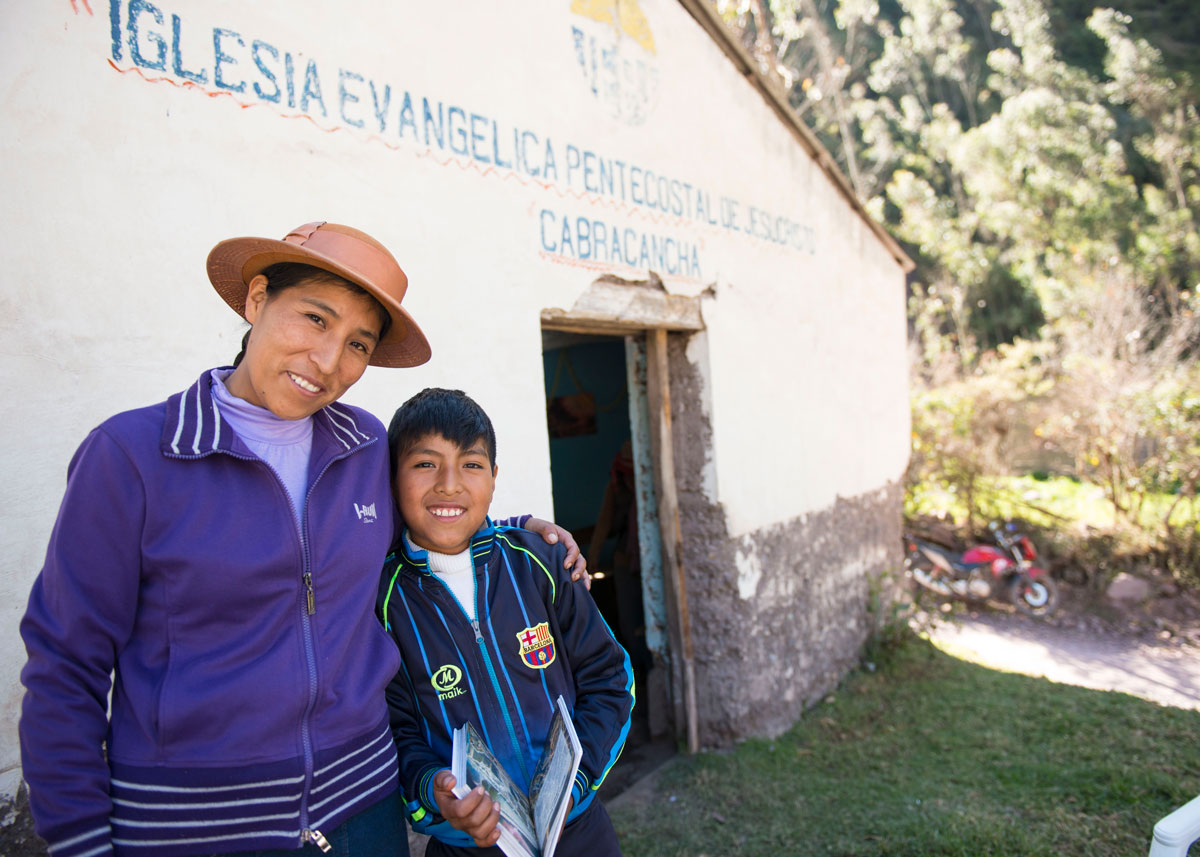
[19,222,585,857]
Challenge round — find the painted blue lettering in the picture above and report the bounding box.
[630,166,643,205]
[559,216,574,256]
[469,113,488,164]
[638,234,651,269]
[369,81,390,133]
[696,191,708,224]
[598,157,614,196]
[171,15,206,83]
[583,150,598,193]
[705,191,718,224]
[614,161,626,201]
[644,171,658,210]
[594,221,608,260]
[300,59,325,115]
[284,53,295,108]
[423,98,444,148]
[571,26,586,68]
[663,238,675,274]
[623,229,637,263]
[128,0,166,71]
[607,223,623,264]
[110,0,123,62]
[543,139,558,182]
[689,245,701,275]
[338,69,364,129]
[539,210,556,252]
[658,177,671,213]
[576,218,592,259]
[565,145,581,186]
[252,41,280,103]
[520,131,539,177]
[212,28,245,93]
[721,197,739,230]
[448,107,468,156]
[670,180,683,216]
[493,122,512,170]
[397,92,417,139]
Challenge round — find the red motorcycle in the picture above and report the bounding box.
[904,522,1059,617]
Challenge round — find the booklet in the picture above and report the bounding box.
[451,695,583,857]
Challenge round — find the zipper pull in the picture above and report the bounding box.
[302,828,332,853]
[471,618,484,643]
[303,573,316,615]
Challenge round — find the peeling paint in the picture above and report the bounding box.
[734,542,763,600]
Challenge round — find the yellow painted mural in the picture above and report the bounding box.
[570,0,656,54]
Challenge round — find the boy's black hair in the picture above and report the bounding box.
[387,388,497,478]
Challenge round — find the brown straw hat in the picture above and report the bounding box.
[206,221,431,368]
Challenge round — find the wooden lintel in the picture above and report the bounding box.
[541,280,705,335]
[539,315,698,337]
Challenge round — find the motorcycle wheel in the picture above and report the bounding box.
[1009,573,1059,617]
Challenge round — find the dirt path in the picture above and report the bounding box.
[926,610,1200,711]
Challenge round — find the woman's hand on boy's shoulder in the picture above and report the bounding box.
[432,770,501,848]
[524,518,591,590]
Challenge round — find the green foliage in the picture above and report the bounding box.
[863,568,921,668]
[717,0,1200,348]
[612,640,1200,856]
[713,0,1200,587]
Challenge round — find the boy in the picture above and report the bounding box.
[379,388,634,856]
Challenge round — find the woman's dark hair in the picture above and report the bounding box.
[231,262,392,366]
[387,388,498,479]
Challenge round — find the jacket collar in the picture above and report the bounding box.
[392,517,498,575]
[160,368,377,458]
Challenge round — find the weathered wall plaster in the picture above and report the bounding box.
[668,334,905,743]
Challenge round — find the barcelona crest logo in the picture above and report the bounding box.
[516,622,556,669]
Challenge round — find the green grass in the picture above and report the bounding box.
[610,639,1200,856]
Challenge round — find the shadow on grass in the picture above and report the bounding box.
[610,638,1199,857]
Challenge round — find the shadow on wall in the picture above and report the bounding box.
[2,787,49,857]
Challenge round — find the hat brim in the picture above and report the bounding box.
[207,236,431,368]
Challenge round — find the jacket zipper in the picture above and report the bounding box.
[468,616,531,787]
[463,567,531,787]
[295,449,361,848]
[417,559,531,788]
[204,444,366,849]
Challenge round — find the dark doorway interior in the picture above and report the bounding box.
[542,333,649,668]
[541,330,670,790]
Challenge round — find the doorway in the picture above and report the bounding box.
[541,329,676,783]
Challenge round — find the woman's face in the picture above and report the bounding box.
[226,275,385,420]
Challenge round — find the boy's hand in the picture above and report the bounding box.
[525,518,591,590]
[432,770,501,848]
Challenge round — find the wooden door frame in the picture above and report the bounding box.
[541,315,701,752]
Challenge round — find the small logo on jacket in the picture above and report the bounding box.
[354,502,377,523]
[516,622,556,669]
[432,665,465,701]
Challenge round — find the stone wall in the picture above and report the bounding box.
[668,334,904,744]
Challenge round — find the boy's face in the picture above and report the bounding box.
[394,432,497,555]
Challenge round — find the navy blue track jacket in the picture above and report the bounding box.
[378,522,635,845]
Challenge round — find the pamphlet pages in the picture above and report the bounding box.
[451,695,583,857]
[529,696,584,857]
[451,722,538,857]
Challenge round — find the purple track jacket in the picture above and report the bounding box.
[19,369,402,857]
